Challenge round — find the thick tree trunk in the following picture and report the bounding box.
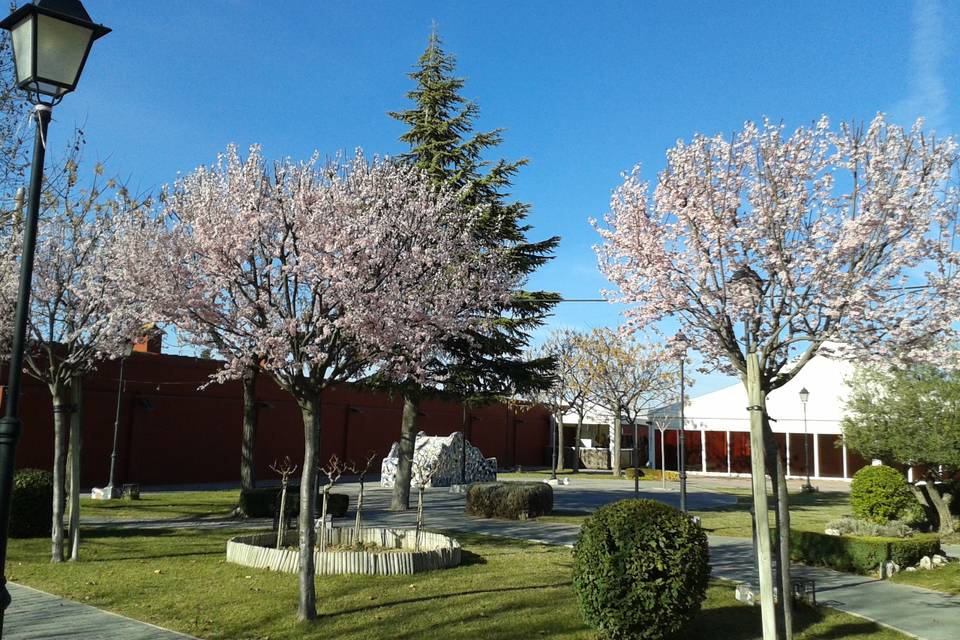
[67,378,83,561]
[612,409,622,476]
[924,481,955,535]
[391,392,419,511]
[50,383,70,563]
[573,414,583,473]
[764,421,793,640]
[296,395,321,622]
[240,366,259,492]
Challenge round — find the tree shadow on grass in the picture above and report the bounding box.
[458,549,486,566]
[318,582,573,620]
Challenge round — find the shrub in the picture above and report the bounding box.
[239,488,279,518]
[11,469,53,538]
[624,467,679,481]
[239,487,349,518]
[465,482,553,519]
[573,499,709,640]
[825,516,913,538]
[850,465,915,525]
[791,529,941,574]
[324,492,349,517]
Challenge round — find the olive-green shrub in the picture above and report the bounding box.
[11,468,53,538]
[790,529,941,574]
[850,465,916,525]
[465,482,553,519]
[239,487,349,518]
[573,499,709,640]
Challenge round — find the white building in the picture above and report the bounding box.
[559,352,871,480]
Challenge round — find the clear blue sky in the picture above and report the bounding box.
[47,0,959,394]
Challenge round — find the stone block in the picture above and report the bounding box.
[919,555,933,570]
[381,431,497,488]
[932,554,948,566]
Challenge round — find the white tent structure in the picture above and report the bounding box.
[649,352,871,480]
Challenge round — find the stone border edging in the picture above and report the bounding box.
[226,527,461,575]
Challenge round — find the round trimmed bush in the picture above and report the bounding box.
[851,465,916,525]
[11,468,53,538]
[573,499,709,640]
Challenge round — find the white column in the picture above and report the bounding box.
[813,433,821,479]
[785,430,792,477]
[842,438,849,479]
[700,430,706,473]
[726,430,731,475]
[648,423,655,468]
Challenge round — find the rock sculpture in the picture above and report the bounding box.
[380,431,496,488]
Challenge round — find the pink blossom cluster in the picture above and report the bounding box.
[595,115,960,385]
[122,145,513,391]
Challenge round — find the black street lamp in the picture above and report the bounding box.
[799,386,815,492]
[0,0,109,631]
[104,342,133,499]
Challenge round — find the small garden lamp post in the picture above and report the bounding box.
[799,386,815,492]
[0,0,109,630]
[104,341,134,499]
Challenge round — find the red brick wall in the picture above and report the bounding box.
[2,352,551,487]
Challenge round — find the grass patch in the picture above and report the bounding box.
[80,490,241,521]
[889,562,960,594]
[8,527,907,639]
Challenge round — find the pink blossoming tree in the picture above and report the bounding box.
[127,145,511,621]
[595,115,960,639]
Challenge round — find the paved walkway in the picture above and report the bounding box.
[5,583,196,640]
[57,479,960,640]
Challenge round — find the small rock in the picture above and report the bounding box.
[153,569,162,574]
[905,566,918,572]
[885,561,900,577]
[932,555,947,566]
[919,556,933,570]
[824,528,841,536]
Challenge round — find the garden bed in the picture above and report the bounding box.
[226,527,461,575]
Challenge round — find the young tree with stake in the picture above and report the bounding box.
[595,115,960,640]
[124,145,511,622]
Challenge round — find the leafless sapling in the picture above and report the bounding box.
[269,457,298,550]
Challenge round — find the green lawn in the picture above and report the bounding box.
[80,490,241,520]
[542,490,853,538]
[8,527,907,639]
[890,562,960,594]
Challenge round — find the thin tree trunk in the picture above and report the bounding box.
[240,366,259,493]
[573,414,583,473]
[612,408,622,476]
[557,410,565,473]
[923,481,955,535]
[391,392,419,511]
[354,479,364,539]
[67,378,83,561]
[50,382,70,563]
[296,395,321,622]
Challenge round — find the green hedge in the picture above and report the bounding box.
[239,487,349,518]
[465,482,553,519]
[790,529,941,574]
[573,499,709,640]
[11,469,53,538]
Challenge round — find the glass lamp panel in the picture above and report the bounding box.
[35,13,92,88]
[10,16,34,84]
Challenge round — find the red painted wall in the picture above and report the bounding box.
[2,352,551,487]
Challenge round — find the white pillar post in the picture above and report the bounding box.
[813,433,821,479]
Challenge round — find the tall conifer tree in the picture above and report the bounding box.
[385,30,559,509]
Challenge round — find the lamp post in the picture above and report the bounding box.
[104,342,133,499]
[0,0,109,630]
[799,387,814,492]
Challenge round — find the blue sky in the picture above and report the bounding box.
[44,0,959,394]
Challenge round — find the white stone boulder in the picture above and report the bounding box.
[380,431,497,488]
[919,555,933,570]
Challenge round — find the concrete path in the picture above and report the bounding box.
[74,479,960,640]
[4,583,196,640]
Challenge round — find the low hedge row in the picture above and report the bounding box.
[465,481,553,519]
[239,487,349,518]
[11,469,53,538]
[624,467,679,481]
[790,529,941,574]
